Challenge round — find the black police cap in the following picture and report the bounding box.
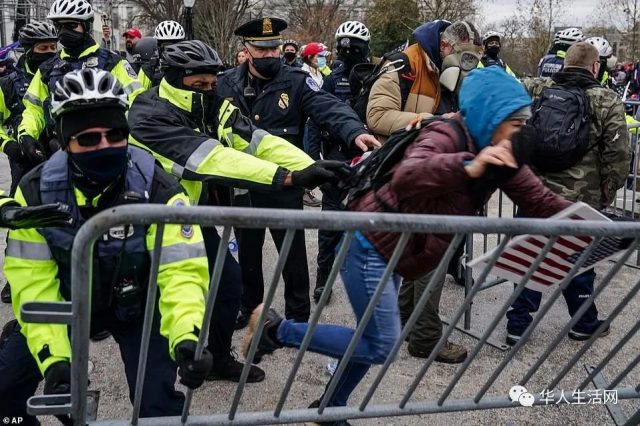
[234,17,287,48]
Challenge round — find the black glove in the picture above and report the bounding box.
[48,138,61,154]
[469,165,519,204]
[0,202,72,229]
[44,361,71,395]
[3,140,25,163]
[291,160,352,189]
[510,124,538,166]
[19,134,46,166]
[175,340,213,390]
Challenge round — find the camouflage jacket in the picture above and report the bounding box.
[523,68,631,209]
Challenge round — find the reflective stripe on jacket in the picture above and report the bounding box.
[4,146,208,374]
[18,43,144,139]
[128,78,314,203]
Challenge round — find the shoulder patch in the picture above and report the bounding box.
[171,197,193,238]
[123,60,138,78]
[85,56,99,68]
[306,76,320,92]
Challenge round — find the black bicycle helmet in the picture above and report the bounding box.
[160,40,223,74]
[132,37,158,63]
[19,21,57,51]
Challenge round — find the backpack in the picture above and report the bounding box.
[528,83,599,172]
[349,52,414,122]
[339,117,467,210]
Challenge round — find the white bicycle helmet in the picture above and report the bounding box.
[154,20,185,41]
[335,21,370,42]
[482,31,501,45]
[51,68,127,118]
[585,36,613,58]
[554,27,584,45]
[47,0,93,21]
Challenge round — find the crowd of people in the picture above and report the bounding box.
[0,1,634,424]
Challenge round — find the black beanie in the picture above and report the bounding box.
[58,106,128,147]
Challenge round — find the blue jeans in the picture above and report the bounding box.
[277,234,401,406]
[506,269,599,336]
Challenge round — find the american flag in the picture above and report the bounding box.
[468,203,631,292]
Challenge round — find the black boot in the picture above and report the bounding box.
[313,269,331,304]
[207,349,266,383]
[1,282,11,303]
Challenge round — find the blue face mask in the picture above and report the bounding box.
[69,146,129,191]
[317,56,327,68]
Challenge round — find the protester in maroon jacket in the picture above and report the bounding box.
[244,67,571,414]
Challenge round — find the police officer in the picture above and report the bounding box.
[478,31,516,77]
[131,36,158,76]
[0,21,59,304]
[0,68,211,424]
[128,40,348,382]
[138,20,185,90]
[1,22,58,191]
[307,20,372,302]
[217,17,379,327]
[537,27,584,78]
[18,0,143,169]
[586,36,616,87]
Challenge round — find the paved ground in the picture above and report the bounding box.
[0,154,639,425]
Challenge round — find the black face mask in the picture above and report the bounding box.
[27,51,55,71]
[340,52,367,69]
[485,46,500,58]
[251,56,281,79]
[283,52,297,62]
[69,146,129,193]
[58,26,85,49]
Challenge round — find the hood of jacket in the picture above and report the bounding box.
[412,20,452,71]
[459,66,532,151]
[158,78,224,131]
[551,66,600,89]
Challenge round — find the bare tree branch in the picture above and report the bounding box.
[193,0,257,62]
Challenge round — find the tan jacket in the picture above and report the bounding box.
[366,45,441,142]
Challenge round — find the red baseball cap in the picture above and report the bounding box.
[122,28,142,38]
[302,42,329,57]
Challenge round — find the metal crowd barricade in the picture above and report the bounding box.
[19,205,640,425]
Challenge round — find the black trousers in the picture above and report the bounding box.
[317,182,344,275]
[0,307,184,421]
[201,227,243,361]
[317,148,349,276]
[234,188,310,321]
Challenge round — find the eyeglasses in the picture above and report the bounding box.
[69,128,128,147]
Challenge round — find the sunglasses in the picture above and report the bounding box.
[69,128,128,147]
[54,21,82,31]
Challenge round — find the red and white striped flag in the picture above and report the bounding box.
[468,203,629,291]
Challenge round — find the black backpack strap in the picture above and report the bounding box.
[384,52,412,110]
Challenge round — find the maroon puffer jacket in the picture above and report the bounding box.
[348,114,571,280]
